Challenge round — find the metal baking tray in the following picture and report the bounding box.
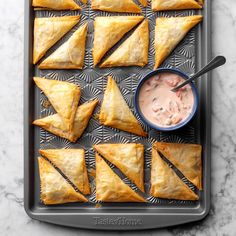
[24,0,211,230]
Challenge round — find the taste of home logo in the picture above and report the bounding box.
[93,217,143,226]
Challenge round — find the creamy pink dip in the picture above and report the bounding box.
[138,73,194,127]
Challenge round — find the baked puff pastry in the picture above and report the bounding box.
[150,148,199,200]
[32,0,81,10]
[39,149,90,195]
[34,77,81,131]
[154,15,202,69]
[93,16,144,66]
[99,76,147,137]
[154,142,202,190]
[39,23,88,70]
[91,0,141,13]
[95,154,146,202]
[152,0,202,11]
[100,20,149,68]
[38,157,88,204]
[33,100,98,142]
[33,15,80,64]
[93,143,145,192]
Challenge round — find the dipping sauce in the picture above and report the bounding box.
[138,73,194,127]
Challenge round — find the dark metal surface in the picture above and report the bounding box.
[24,0,211,230]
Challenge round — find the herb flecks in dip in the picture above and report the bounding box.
[138,73,194,127]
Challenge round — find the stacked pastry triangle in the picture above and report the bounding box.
[152,0,202,11]
[154,142,202,189]
[154,15,202,69]
[91,0,142,13]
[34,77,81,131]
[32,0,82,10]
[38,149,90,204]
[33,16,80,64]
[94,144,146,202]
[39,23,88,69]
[33,77,98,142]
[94,143,145,192]
[150,142,202,200]
[99,76,147,136]
[93,16,149,68]
[33,15,87,69]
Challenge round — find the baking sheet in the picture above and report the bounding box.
[24,0,211,230]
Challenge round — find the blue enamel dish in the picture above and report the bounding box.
[134,68,199,132]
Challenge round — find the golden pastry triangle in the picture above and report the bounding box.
[100,20,149,68]
[91,0,141,13]
[153,142,202,189]
[39,23,88,70]
[150,148,199,200]
[33,99,98,142]
[39,149,91,195]
[32,0,81,10]
[93,143,145,192]
[33,77,81,131]
[38,157,88,204]
[154,15,202,69]
[99,76,147,136]
[152,0,202,11]
[93,16,144,66]
[33,15,80,64]
[95,154,146,202]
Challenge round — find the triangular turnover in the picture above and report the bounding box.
[39,23,88,69]
[32,0,81,10]
[95,154,146,202]
[93,16,144,66]
[93,143,145,192]
[91,0,141,13]
[33,77,81,131]
[152,0,202,11]
[39,149,91,195]
[100,20,149,68]
[99,76,147,136]
[154,15,202,69]
[33,100,98,142]
[154,142,202,189]
[33,15,80,64]
[38,157,88,204]
[150,149,199,200]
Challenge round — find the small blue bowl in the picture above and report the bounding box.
[134,68,199,132]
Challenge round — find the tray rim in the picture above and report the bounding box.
[24,0,211,230]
